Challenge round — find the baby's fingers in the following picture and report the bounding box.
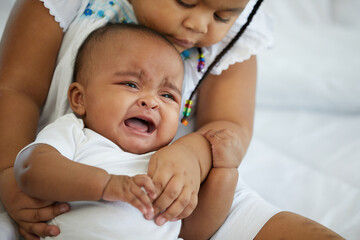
[133,174,157,199]
[129,175,156,214]
[127,186,153,215]
[155,186,197,226]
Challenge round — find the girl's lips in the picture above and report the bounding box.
[171,37,194,49]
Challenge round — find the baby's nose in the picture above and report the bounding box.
[138,96,159,110]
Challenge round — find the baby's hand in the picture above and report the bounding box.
[147,143,201,225]
[102,174,157,215]
[203,129,243,169]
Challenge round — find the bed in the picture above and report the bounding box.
[1,0,359,239]
[240,0,360,238]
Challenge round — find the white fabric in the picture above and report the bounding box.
[0,203,18,240]
[211,177,279,240]
[40,0,84,31]
[17,113,182,240]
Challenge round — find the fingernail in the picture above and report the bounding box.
[60,204,69,213]
[141,207,147,214]
[145,211,154,220]
[49,229,58,236]
[156,217,167,226]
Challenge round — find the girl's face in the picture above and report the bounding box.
[130,0,249,52]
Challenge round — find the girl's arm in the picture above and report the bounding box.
[180,168,238,240]
[180,129,241,239]
[15,144,156,214]
[147,56,257,225]
[196,56,257,159]
[0,0,66,238]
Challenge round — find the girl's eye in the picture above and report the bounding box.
[214,13,230,23]
[176,0,196,8]
[162,93,175,101]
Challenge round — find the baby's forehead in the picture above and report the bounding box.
[93,29,181,62]
[100,28,172,50]
[86,30,183,75]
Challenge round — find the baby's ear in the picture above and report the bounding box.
[68,82,86,116]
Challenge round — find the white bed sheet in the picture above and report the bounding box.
[1,0,360,239]
[240,0,360,239]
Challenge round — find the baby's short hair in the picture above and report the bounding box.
[72,23,180,83]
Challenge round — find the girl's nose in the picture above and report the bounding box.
[183,14,208,34]
[138,96,159,110]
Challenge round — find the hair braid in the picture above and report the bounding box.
[181,0,264,125]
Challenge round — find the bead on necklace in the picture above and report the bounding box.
[197,48,205,73]
[181,100,193,126]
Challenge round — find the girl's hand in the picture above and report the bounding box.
[102,174,156,215]
[0,168,70,240]
[147,143,201,226]
[203,129,243,168]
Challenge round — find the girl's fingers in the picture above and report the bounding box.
[19,227,40,240]
[203,129,216,139]
[19,221,59,239]
[16,202,70,223]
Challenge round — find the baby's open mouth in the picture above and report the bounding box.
[124,117,156,133]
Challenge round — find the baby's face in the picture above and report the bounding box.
[130,0,249,52]
[80,32,183,154]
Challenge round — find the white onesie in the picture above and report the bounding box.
[17,113,182,240]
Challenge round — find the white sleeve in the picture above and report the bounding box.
[40,0,86,31]
[17,114,85,161]
[205,0,274,75]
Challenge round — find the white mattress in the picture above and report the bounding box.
[1,0,359,239]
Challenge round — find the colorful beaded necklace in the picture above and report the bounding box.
[180,48,204,126]
[181,0,264,125]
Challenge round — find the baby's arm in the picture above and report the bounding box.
[14,144,156,215]
[180,129,240,240]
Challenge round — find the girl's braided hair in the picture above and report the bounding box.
[181,0,264,124]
